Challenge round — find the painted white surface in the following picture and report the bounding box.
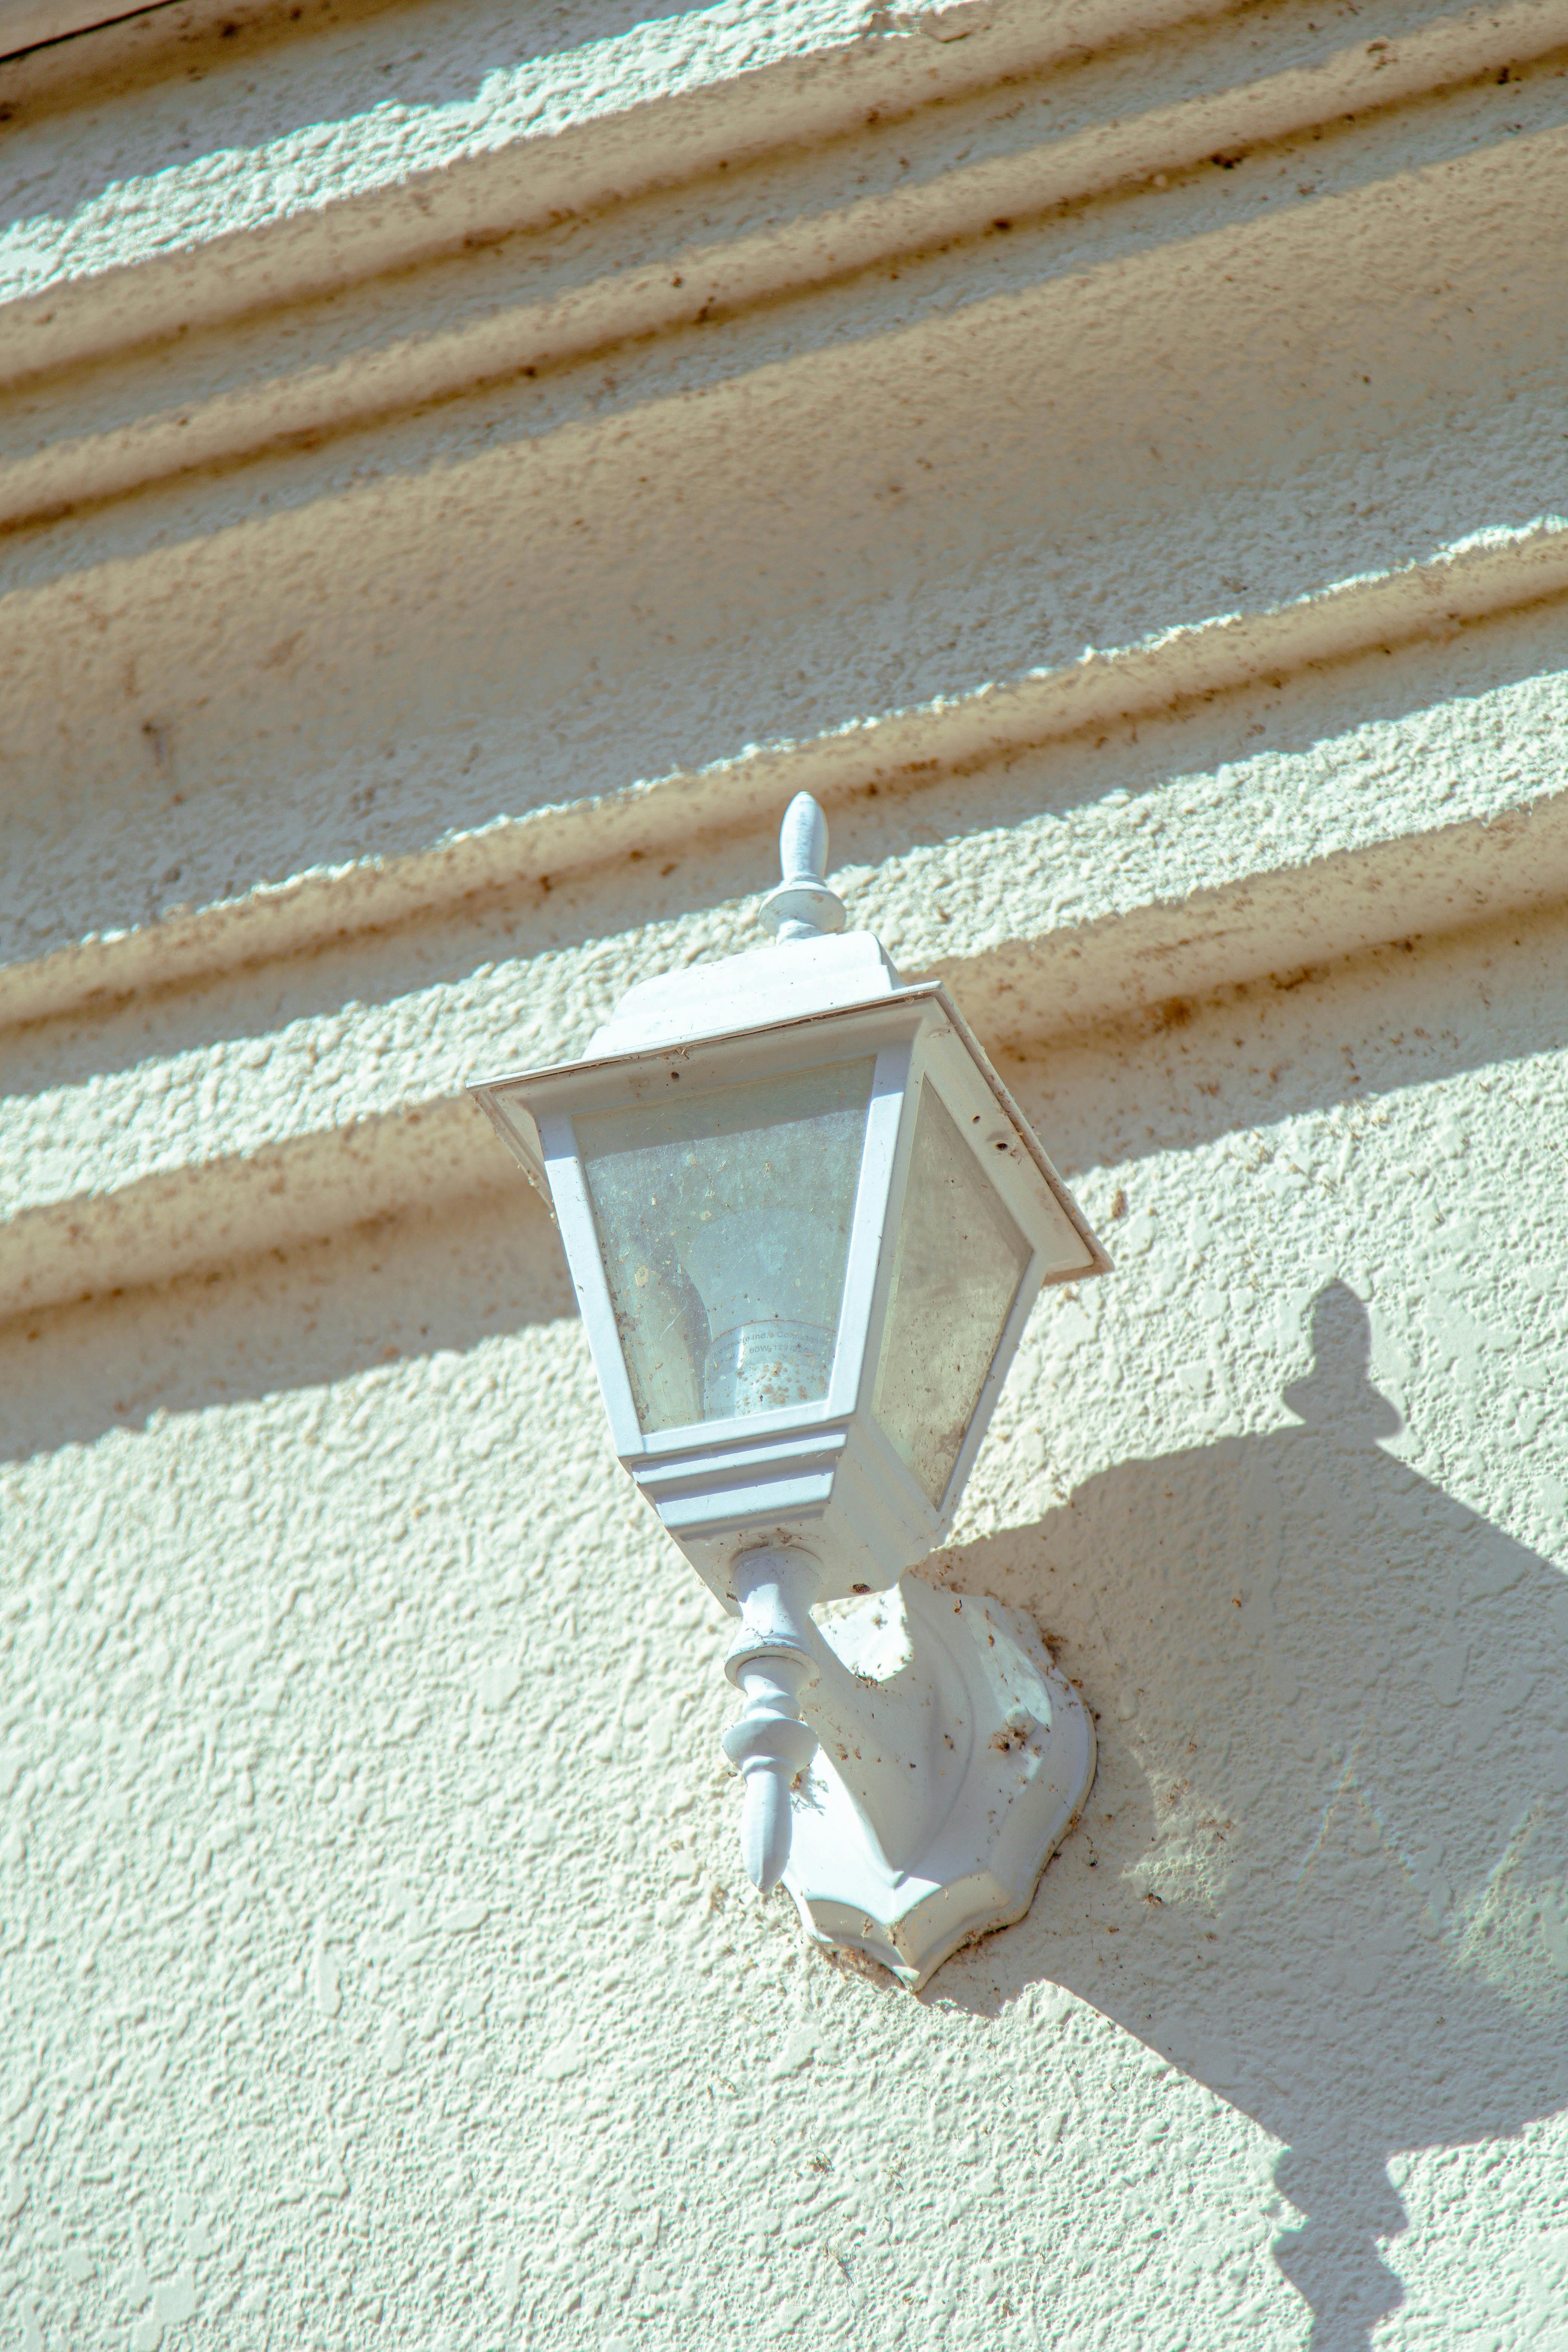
[3,0,1567,2344]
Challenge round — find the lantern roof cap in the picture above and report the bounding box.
[588,792,899,1055]
[586,926,899,1056]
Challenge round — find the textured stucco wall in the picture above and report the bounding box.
[4,911,1566,2349]
[4,0,1568,2346]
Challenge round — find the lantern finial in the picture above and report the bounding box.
[760,792,847,940]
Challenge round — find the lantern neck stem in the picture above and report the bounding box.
[721,1552,973,1894]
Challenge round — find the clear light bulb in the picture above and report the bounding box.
[577,1058,875,1432]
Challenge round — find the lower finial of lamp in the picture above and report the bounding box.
[721,1553,822,1893]
[720,1552,1096,1989]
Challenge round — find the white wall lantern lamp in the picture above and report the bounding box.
[469,797,1111,1988]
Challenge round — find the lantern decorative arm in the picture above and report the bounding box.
[721,1548,1053,1906]
[719,1543,1100,1966]
[760,791,847,940]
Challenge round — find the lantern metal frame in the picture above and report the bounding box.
[472,983,1106,1609]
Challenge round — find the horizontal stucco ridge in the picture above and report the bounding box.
[0,0,1563,529]
[3,516,1566,1041]
[5,789,1568,1329]
[0,0,1239,373]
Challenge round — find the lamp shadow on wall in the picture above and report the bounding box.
[929,1281,1568,2352]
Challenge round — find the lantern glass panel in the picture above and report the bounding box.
[871,1082,1032,1504]
[575,1057,876,1434]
